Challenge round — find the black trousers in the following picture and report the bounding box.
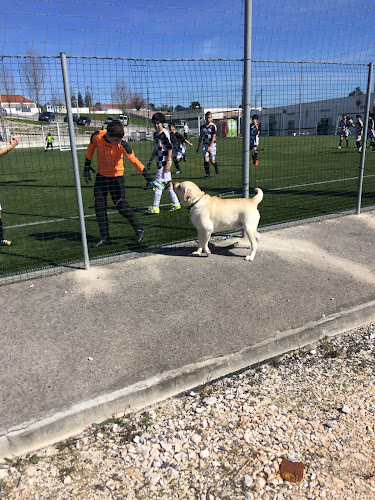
[93,174,142,239]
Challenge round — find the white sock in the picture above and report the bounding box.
[167,187,179,205]
[153,187,163,208]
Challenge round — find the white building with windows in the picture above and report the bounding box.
[257,93,374,136]
[0,94,39,117]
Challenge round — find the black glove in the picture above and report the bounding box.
[142,169,152,188]
[83,159,96,184]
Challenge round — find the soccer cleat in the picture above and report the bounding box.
[205,174,211,180]
[175,169,181,174]
[147,206,160,214]
[91,237,111,248]
[254,160,259,166]
[0,239,15,246]
[134,229,145,243]
[168,203,181,211]
[337,146,341,149]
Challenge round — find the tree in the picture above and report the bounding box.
[71,95,77,107]
[0,63,16,116]
[20,48,45,110]
[50,88,64,107]
[78,91,84,108]
[85,89,92,108]
[190,101,201,109]
[149,103,155,111]
[155,104,173,112]
[175,104,188,111]
[111,78,131,115]
[130,93,146,112]
[349,87,364,96]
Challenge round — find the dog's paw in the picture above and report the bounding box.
[244,255,254,261]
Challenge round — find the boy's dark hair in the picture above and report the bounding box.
[152,112,166,123]
[252,114,259,120]
[356,115,361,118]
[107,121,124,138]
[168,122,176,127]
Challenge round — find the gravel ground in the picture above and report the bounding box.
[1,323,375,500]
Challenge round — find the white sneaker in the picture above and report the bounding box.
[337,146,341,149]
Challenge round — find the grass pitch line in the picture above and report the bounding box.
[6,203,175,229]
[268,173,375,192]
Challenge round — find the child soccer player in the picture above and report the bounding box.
[250,114,261,165]
[196,111,219,180]
[355,115,364,152]
[83,120,152,247]
[366,114,375,152]
[0,136,19,246]
[146,113,181,214]
[45,132,54,151]
[168,122,193,174]
[338,114,354,148]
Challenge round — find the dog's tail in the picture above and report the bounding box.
[252,187,263,206]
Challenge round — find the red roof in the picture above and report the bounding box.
[1,94,34,104]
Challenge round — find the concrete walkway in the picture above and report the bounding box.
[1,211,375,460]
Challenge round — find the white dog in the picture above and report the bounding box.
[174,181,263,261]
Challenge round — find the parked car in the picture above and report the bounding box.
[64,115,78,123]
[1,108,7,116]
[39,112,55,122]
[76,115,91,126]
[119,114,129,126]
[104,116,117,124]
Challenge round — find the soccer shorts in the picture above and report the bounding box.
[340,130,350,137]
[0,201,2,211]
[250,136,259,150]
[367,130,375,140]
[202,144,216,161]
[155,165,172,185]
[172,150,184,160]
[356,134,363,142]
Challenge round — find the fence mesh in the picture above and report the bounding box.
[1,0,375,282]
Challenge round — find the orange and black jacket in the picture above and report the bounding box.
[85,130,145,177]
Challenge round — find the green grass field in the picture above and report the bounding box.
[1,135,374,278]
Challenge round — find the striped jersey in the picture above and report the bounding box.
[153,128,172,168]
[355,118,363,135]
[200,122,217,146]
[170,131,187,155]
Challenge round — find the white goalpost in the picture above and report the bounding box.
[41,122,89,151]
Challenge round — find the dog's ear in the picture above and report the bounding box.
[184,187,192,203]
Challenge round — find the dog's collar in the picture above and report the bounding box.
[187,194,205,211]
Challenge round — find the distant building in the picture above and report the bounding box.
[0,94,37,114]
[258,93,374,136]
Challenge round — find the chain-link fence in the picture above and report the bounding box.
[0,54,374,282]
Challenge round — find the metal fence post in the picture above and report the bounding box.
[60,52,90,269]
[356,62,374,215]
[242,0,252,199]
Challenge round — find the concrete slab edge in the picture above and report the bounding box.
[1,299,375,463]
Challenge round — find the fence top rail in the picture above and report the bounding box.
[0,54,372,66]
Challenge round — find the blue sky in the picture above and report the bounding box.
[0,0,374,108]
